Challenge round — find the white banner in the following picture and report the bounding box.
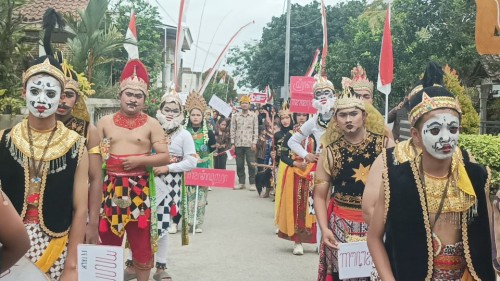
[337,241,373,279]
[208,95,232,117]
[78,244,124,281]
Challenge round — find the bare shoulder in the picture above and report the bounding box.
[96,114,113,127]
[147,115,162,128]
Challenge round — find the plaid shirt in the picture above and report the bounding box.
[230,111,258,147]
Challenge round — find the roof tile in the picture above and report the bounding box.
[17,0,89,23]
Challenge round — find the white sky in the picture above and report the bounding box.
[150,0,317,73]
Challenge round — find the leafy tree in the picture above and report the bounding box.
[201,70,238,103]
[0,0,32,114]
[65,0,127,83]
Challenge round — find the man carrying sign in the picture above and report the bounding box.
[313,79,393,281]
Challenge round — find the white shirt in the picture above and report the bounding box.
[167,128,198,173]
[288,115,326,158]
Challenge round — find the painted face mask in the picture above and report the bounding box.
[421,113,460,160]
[312,88,336,116]
[156,102,184,131]
[26,74,62,119]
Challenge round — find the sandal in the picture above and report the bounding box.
[124,269,137,281]
[153,270,173,281]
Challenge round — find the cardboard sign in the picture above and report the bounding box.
[250,93,267,104]
[337,241,373,279]
[290,76,315,95]
[78,245,124,281]
[208,95,233,117]
[154,176,169,203]
[185,168,236,188]
[0,257,48,280]
[290,93,316,114]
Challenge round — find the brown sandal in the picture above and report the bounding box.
[153,270,173,281]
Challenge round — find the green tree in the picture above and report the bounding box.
[201,70,238,102]
[0,0,32,114]
[111,0,163,88]
[65,0,127,83]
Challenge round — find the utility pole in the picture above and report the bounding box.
[283,0,291,100]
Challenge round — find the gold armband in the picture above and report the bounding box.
[88,146,101,155]
[314,178,329,185]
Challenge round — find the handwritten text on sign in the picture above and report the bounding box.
[290,76,316,95]
[185,168,236,188]
[78,244,124,281]
[337,241,373,279]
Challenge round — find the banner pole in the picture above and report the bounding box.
[385,93,389,124]
[192,186,199,235]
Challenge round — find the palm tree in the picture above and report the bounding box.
[65,0,132,82]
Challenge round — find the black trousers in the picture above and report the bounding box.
[214,153,227,170]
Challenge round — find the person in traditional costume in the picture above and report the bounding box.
[287,74,336,253]
[313,78,393,281]
[367,80,495,281]
[55,59,102,244]
[276,111,316,255]
[0,8,89,281]
[97,59,170,281]
[123,85,197,281]
[273,102,294,207]
[184,91,216,233]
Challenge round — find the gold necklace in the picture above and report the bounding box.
[27,123,57,184]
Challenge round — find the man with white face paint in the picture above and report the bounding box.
[0,8,89,281]
[123,85,197,281]
[313,78,393,281]
[367,85,495,280]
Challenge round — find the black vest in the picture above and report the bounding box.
[384,147,494,280]
[0,128,82,237]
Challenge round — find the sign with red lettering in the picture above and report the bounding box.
[78,245,124,281]
[250,92,267,104]
[185,168,236,188]
[290,76,316,114]
[337,242,372,279]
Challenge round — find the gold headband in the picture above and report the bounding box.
[120,77,148,97]
[408,92,462,125]
[22,58,65,88]
[336,77,365,111]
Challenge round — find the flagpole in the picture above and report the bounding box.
[284,0,291,100]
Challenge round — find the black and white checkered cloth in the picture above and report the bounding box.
[157,172,182,238]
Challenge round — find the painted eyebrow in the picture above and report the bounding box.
[426,121,442,128]
[448,121,459,126]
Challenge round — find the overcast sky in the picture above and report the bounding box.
[150,0,318,73]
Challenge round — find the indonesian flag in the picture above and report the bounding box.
[265,85,273,104]
[305,49,320,77]
[377,4,394,95]
[124,10,139,60]
[226,149,236,160]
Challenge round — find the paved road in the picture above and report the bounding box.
[164,160,319,281]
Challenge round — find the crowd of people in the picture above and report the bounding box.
[0,8,499,281]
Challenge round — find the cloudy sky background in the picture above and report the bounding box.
[150,0,320,74]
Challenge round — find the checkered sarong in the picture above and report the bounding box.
[25,223,68,280]
[157,172,182,238]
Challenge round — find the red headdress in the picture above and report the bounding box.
[120,59,149,96]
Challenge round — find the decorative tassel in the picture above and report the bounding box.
[99,218,108,232]
[138,209,147,229]
[170,203,178,217]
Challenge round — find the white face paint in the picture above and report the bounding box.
[421,113,460,160]
[156,101,184,131]
[25,74,62,118]
[312,89,336,116]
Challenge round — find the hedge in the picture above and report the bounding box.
[459,134,500,192]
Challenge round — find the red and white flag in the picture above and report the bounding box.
[226,149,236,160]
[305,49,320,77]
[377,4,394,95]
[265,85,273,104]
[124,10,139,60]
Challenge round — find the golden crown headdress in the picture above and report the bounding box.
[313,75,335,93]
[335,77,365,111]
[279,101,291,117]
[22,58,66,89]
[185,91,208,113]
[60,60,95,121]
[350,64,373,95]
[408,91,462,125]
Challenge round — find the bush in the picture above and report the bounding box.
[444,65,480,134]
[459,134,500,193]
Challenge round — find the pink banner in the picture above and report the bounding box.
[290,76,315,95]
[290,93,316,114]
[185,168,236,188]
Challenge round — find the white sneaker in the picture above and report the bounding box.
[234,184,245,190]
[167,223,178,234]
[208,187,213,191]
[275,228,279,234]
[195,228,203,233]
[293,243,304,255]
[248,184,256,191]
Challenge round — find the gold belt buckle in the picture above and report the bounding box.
[112,195,132,208]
